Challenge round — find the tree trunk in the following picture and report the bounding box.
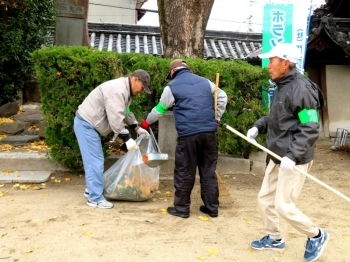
[157,0,214,58]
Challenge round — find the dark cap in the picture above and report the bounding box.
[166,59,189,79]
[132,69,151,94]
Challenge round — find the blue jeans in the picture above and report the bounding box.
[74,116,105,202]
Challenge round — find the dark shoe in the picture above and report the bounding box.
[199,205,218,217]
[166,207,189,218]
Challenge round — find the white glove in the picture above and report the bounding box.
[125,138,139,151]
[136,127,150,138]
[246,127,258,142]
[280,156,295,171]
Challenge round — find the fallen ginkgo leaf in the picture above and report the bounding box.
[206,249,218,255]
[84,230,93,235]
[243,218,252,224]
[343,236,350,241]
[12,183,20,189]
[0,184,4,187]
[198,216,209,221]
[65,177,72,181]
[3,170,13,176]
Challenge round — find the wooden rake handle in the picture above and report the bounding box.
[223,123,350,204]
[214,73,219,120]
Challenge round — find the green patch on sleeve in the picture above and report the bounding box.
[155,102,168,115]
[298,109,319,124]
[125,107,131,115]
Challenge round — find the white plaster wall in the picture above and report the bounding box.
[326,65,350,134]
[88,0,137,24]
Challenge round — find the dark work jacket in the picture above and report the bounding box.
[168,69,217,137]
[254,68,323,165]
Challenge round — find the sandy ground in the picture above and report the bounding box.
[1,138,350,262]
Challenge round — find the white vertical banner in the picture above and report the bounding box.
[291,1,312,73]
[262,1,312,73]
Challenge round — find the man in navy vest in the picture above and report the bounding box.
[140,59,227,218]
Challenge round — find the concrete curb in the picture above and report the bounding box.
[0,170,51,183]
[0,151,262,183]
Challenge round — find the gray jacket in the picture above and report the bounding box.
[77,77,137,136]
[254,69,323,165]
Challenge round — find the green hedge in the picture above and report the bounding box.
[32,46,269,170]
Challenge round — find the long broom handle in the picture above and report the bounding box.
[214,73,219,119]
[223,123,350,203]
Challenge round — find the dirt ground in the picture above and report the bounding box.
[1,138,350,262]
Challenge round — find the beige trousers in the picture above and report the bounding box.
[257,160,319,239]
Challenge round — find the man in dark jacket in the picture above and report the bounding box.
[246,43,328,262]
[140,59,227,218]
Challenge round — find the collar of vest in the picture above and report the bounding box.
[171,68,190,79]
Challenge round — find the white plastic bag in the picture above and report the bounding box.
[103,135,160,201]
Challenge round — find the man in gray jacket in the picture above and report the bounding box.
[246,43,328,262]
[74,69,151,209]
[140,60,227,218]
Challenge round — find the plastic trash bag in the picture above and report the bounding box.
[103,135,160,201]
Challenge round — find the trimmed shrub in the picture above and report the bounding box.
[32,46,269,170]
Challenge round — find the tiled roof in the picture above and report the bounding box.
[309,1,350,57]
[86,23,262,60]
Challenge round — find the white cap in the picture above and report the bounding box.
[259,43,300,64]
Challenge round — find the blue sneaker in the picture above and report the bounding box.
[304,229,329,262]
[250,235,285,251]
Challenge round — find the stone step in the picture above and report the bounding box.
[0,135,40,146]
[0,170,52,183]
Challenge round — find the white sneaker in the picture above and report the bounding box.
[84,188,89,198]
[87,199,113,209]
